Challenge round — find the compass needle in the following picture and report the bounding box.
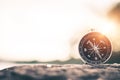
[95,50,102,59]
[89,50,94,55]
[87,40,94,47]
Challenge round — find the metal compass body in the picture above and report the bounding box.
[79,32,112,64]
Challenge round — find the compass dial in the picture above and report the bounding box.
[79,32,112,64]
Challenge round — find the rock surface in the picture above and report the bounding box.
[0,64,120,80]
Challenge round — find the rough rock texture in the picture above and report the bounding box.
[0,64,120,80]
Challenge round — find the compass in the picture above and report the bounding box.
[78,32,112,64]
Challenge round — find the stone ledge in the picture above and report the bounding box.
[0,64,120,80]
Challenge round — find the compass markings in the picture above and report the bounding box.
[93,38,95,41]
[88,55,90,58]
[84,48,87,52]
[95,57,98,60]
[101,54,104,56]
[103,47,106,49]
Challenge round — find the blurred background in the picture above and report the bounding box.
[0,0,120,64]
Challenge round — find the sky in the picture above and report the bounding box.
[0,0,120,62]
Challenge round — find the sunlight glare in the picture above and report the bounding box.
[92,18,117,38]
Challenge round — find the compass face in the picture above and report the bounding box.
[79,32,112,64]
